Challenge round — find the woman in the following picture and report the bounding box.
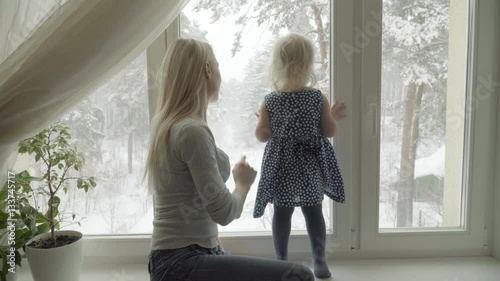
[144,38,315,281]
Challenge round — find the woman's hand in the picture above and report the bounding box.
[232,156,257,188]
[330,100,347,120]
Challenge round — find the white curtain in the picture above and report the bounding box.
[0,0,66,64]
[0,0,189,185]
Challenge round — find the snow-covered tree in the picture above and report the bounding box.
[238,43,273,148]
[62,98,105,170]
[180,12,228,124]
[180,13,208,41]
[102,54,148,175]
[382,0,450,227]
[194,0,331,93]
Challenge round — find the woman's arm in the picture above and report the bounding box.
[255,101,272,142]
[177,123,244,226]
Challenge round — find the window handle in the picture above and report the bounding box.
[367,97,378,138]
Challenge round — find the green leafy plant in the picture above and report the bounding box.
[16,122,96,248]
[0,123,96,281]
[0,122,96,280]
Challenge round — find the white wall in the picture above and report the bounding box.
[494,68,500,260]
[494,46,500,259]
[473,0,499,258]
[491,0,500,260]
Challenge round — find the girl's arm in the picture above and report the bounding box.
[255,101,272,142]
[320,94,338,137]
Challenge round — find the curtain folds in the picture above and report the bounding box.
[0,0,189,185]
[0,0,67,64]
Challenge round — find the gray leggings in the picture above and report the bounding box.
[148,244,314,281]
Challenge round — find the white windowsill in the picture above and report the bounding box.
[14,256,500,281]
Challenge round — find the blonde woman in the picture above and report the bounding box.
[253,33,347,278]
[144,38,314,281]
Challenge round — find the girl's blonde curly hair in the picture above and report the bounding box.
[269,33,316,92]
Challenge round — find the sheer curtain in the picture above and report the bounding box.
[0,0,189,185]
[0,0,66,64]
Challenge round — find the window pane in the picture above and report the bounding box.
[182,0,333,232]
[379,0,469,229]
[18,53,151,235]
[68,53,150,234]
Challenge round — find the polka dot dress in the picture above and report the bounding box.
[253,88,346,218]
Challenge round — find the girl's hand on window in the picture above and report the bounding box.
[330,100,347,120]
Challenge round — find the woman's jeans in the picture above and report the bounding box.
[148,244,314,281]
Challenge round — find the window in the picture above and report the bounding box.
[180,0,334,233]
[15,52,151,235]
[66,52,150,235]
[358,0,491,253]
[10,0,495,260]
[378,0,469,229]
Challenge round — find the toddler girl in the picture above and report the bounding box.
[253,33,346,279]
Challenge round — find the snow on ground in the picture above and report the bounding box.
[379,201,442,229]
[414,146,445,178]
[66,215,109,235]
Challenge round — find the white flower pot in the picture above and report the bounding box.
[25,230,83,281]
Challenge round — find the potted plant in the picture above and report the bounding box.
[10,122,96,281]
[0,171,48,281]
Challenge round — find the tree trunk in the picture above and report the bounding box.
[396,82,418,227]
[407,84,424,225]
[310,5,328,73]
[85,191,91,214]
[128,132,133,174]
[128,106,133,174]
[93,185,100,212]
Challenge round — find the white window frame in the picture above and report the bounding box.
[79,0,499,263]
[358,0,496,257]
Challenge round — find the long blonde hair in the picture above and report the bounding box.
[269,33,316,92]
[144,38,215,192]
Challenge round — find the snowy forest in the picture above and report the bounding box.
[24,0,454,234]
